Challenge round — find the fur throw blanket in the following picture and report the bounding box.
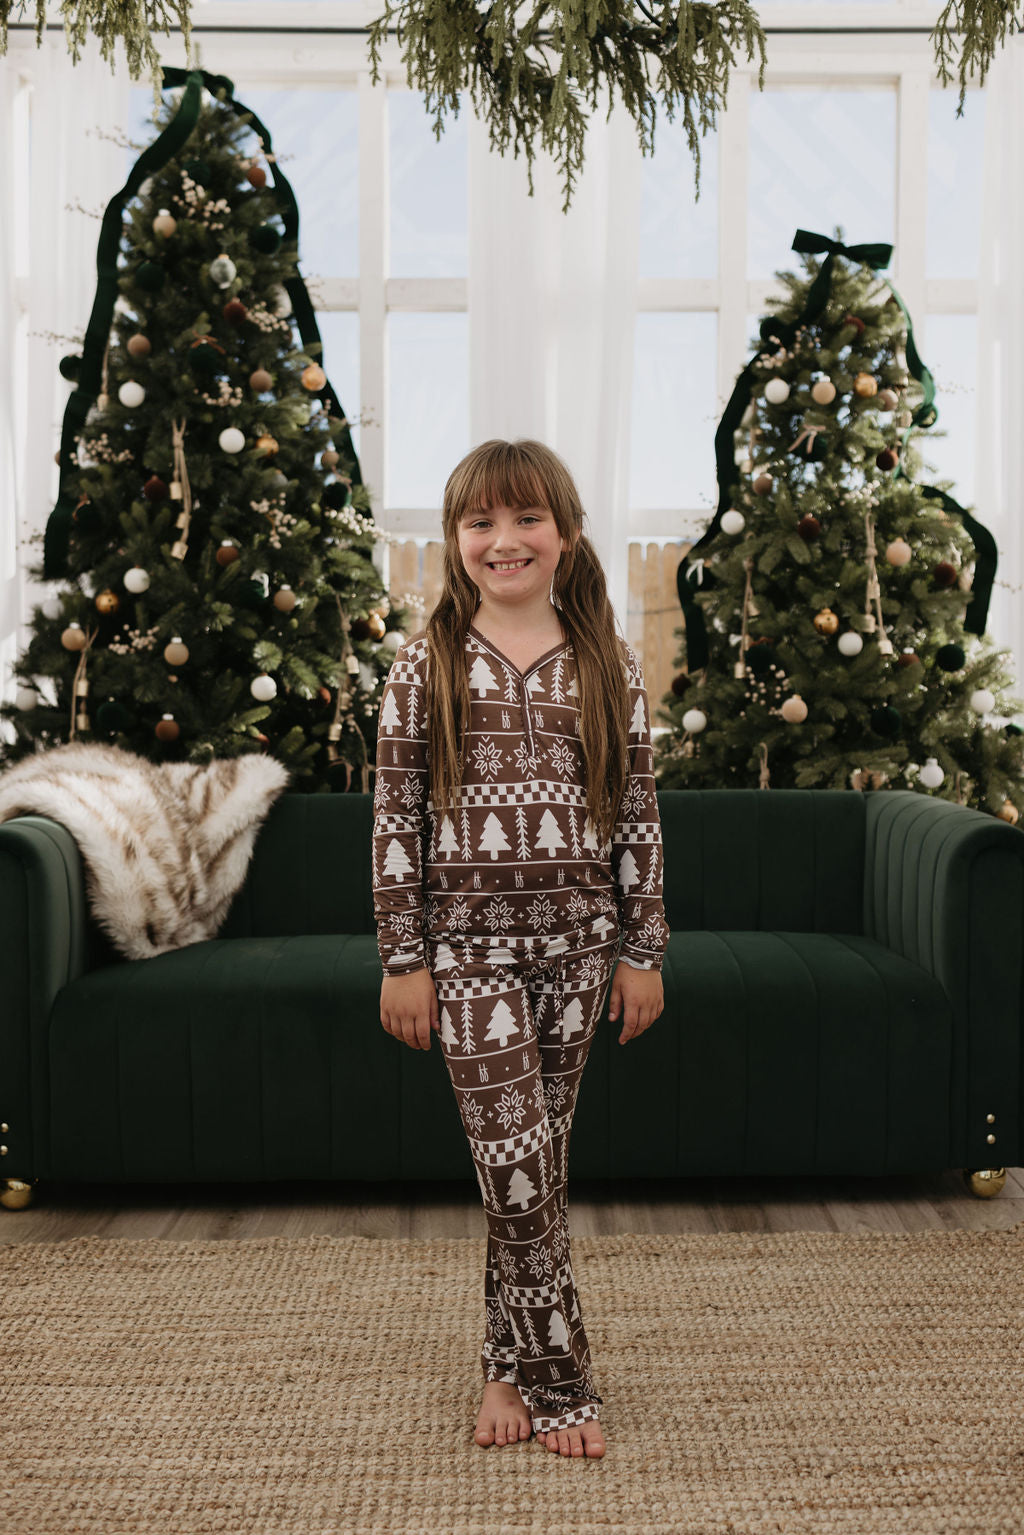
[0,742,290,960]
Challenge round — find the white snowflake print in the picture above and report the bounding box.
[565,892,592,925]
[533,1080,546,1117]
[445,897,472,930]
[461,1095,487,1136]
[525,894,559,930]
[472,736,504,780]
[551,1220,569,1262]
[495,1085,528,1133]
[526,1243,553,1282]
[621,779,648,820]
[579,950,608,986]
[498,1242,517,1283]
[513,739,538,777]
[633,914,669,949]
[544,1077,570,1115]
[483,896,516,933]
[391,909,420,940]
[373,778,390,814]
[398,773,422,810]
[547,740,577,778]
[580,1357,597,1396]
[486,1300,505,1336]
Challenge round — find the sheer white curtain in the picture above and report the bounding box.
[467,86,642,634]
[975,31,1024,687]
[2,38,131,699]
[0,58,21,697]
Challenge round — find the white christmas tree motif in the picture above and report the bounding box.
[508,1311,524,1351]
[383,839,414,883]
[491,944,516,963]
[526,672,546,699]
[547,1309,570,1352]
[470,654,500,698]
[581,818,600,855]
[571,1292,581,1324]
[536,808,566,856]
[438,1006,458,1050]
[643,851,663,895]
[507,1166,538,1209]
[481,1161,497,1202]
[560,996,586,1042]
[379,690,401,734]
[515,804,531,860]
[566,673,578,700]
[406,684,420,737]
[485,999,521,1049]
[616,847,640,894]
[521,1306,544,1356]
[550,656,565,703]
[567,804,581,857]
[475,1164,489,1205]
[480,812,511,860]
[545,932,570,956]
[436,816,459,859]
[461,809,473,860]
[629,693,646,737]
[592,913,616,940]
[537,1145,550,1202]
[462,999,477,1056]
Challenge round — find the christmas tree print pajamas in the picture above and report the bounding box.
[372,622,669,1433]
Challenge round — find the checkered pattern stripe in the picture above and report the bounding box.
[613,820,662,844]
[453,779,586,810]
[433,971,531,1002]
[469,1118,548,1168]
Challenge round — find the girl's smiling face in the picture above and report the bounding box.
[457,502,570,608]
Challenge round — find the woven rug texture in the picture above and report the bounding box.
[2,1226,1024,1535]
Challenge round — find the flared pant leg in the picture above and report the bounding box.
[429,936,619,1434]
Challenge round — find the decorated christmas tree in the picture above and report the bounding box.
[1,68,411,793]
[653,228,1024,822]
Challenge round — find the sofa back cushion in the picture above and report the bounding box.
[658,789,866,933]
[218,793,375,938]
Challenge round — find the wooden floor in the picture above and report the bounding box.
[3,1167,1023,1243]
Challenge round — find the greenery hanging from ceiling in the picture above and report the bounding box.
[932,0,1024,110]
[0,0,192,82]
[368,1,768,211]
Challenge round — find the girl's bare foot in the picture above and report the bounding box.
[536,1420,606,1457]
[474,1381,533,1446]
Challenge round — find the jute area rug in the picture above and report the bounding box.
[3,1225,1024,1535]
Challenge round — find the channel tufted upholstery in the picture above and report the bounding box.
[0,789,1020,1194]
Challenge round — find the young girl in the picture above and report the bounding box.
[372,438,668,1460]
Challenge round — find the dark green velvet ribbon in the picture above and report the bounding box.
[677,227,994,667]
[44,66,360,581]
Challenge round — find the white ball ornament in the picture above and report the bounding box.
[359,662,376,692]
[123,565,151,594]
[838,631,864,657]
[970,688,995,715]
[781,695,808,723]
[209,253,237,288]
[682,708,707,734]
[381,629,405,653]
[219,427,246,454]
[885,538,913,567]
[721,510,746,536]
[15,686,38,711]
[764,377,790,405]
[270,284,292,317]
[41,596,63,621]
[918,757,945,789]
[250,673,278,702]
[118,380,146,408]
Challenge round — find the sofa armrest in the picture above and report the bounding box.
[0,815,92,1179]
[863,790,1024,1168]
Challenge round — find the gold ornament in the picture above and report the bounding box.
[94,589,120,615]
[163,637,190,666]
[155,714,180,742]
[255,434,279,457]
[301,363,327,392]
[998,801,1020,825]
[152,210,177,238]
[321,449,340,470]
[366,612,387,641]
[250,368,273,392]
[813,607,839,636]
[853,373,878,398]
[811,378,837,405]
[752,471,773,495]
[61,622,87,651]
[126,333,151,358]
[273,586,298,613]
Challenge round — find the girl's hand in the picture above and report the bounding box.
[607,962,664,1046]
[381,967,441,1050]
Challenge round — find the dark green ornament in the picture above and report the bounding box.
[238,579,269,609]
[136,260,165,293]
[183,157,212,185]
[322,481,350,511]
[249,223,282,255]
[1006,723,1023,737]
[72,501,102,534]
[96,699,134,733]
[870,704,902,738]
[936,643,966,672]
[59,354,82,382]
[189,340,223,376]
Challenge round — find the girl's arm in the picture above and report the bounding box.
[610,641,671,971]
[372,638,430,976]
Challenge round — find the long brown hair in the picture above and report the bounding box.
[423,438,631,847]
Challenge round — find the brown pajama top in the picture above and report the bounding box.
[372,623,670,977]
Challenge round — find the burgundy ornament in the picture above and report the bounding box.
[933,561,958,589]
[797,515,822,542]
[143,474,169,502]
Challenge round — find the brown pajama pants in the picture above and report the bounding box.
[427,928,620,1435]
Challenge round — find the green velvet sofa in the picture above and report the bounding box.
[1,788,1021,1210]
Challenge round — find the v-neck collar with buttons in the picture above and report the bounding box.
[468,622,571,680]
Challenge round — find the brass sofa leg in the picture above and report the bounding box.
[0,1178,38,1210]
[962,1168,1007,1198]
